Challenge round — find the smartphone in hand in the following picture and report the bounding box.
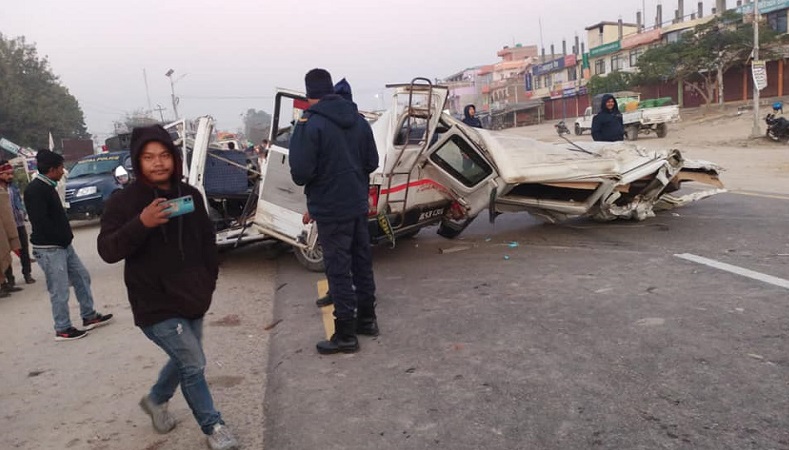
[162,195,195,218]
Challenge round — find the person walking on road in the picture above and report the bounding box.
[0,160,35,286]
[290,68,380,355]
[97,125,239,450]
[591,94,625,142]
[0,160,22,296]
[462,104,483,128]
[24,150,113,341]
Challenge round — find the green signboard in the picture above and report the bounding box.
[737,0,789,14]
[589,41,621,58]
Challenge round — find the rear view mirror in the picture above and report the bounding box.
[114,165,130,185]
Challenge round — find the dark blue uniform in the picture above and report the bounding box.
[290,94,379,321]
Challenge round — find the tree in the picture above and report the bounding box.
[0,34,88,149]
[636,11,786,107]
[243,109,271,145]
[587,71,638,96]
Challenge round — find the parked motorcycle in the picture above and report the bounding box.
[765,113,789,142]
[555,120,570,136]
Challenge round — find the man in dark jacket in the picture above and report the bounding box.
[591,94,625,142]
[25,150,113,341]
[290,68,379,355]
[462,104,483,128]
[97,125,238,450]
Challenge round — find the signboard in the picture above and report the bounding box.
[525,73,533,91]
[589,41,621,58]
[564,54,577,67]
[533,57,565,76]
[0,137,21,155]
[582,53,590,69]
[563,87,577,98]
[752,60,768,91]
[737,0,789,14]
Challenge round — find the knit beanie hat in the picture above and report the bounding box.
[305,68,334,100]
[36,149,64,174]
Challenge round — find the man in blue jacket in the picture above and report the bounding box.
[290,68,380,355]
[591,94,625,142]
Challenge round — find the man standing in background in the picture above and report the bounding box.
[0,160,35,286]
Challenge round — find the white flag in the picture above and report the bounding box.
[48,132,55,151]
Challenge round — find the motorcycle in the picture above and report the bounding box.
[555,120,570,136]
[765,113,789,142]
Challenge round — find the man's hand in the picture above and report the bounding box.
[140,198,170,228]
[302,212,312,225]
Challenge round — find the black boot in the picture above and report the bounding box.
[356,303,379,336]
[317,318,359,354]
[315,293,333,307]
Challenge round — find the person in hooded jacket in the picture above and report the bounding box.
[591,94,625,142]
[462,104,483,128]
[290,68,379,355]
[96,125,239,450]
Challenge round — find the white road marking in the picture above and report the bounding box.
[674,253,789,290]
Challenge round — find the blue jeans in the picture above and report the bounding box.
[141,317,223,435]
[32,245,96,332]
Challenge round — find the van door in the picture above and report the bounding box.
[251,90,317,249]
[420,126,499,219]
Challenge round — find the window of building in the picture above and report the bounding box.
[535,76,542,89]
[567,67,577,82]
[611,54,624,72]
[629,48,644,67]
[768,11,788,34]
[545,74,552,88]
[594,59,606,75]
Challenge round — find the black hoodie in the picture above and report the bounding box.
[591,93,625,142]
[462,104,483,128]
[289,94,379,222]
[97,125,218,327]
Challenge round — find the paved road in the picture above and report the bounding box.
[265,192,789,450]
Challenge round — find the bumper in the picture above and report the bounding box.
[66,195,103,219]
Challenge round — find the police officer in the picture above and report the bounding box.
[289,68,379,354]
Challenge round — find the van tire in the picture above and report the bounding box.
[294,244,324,272]
[656,123,668,138]
[574,123,582,135]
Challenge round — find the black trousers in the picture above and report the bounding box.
[5,225,32,282]
[316,215,376,320]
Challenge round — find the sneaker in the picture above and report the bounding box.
[315,293,333,307]
[24,275,36,284]
[55,327,88,341]
[207,423,239,450]
[139,395,176,434]
[83,312,114,330]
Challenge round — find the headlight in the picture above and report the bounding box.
[75,186,98,197]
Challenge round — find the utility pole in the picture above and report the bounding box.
[752,0,761,137]
[165,69,180,120]
[153,104,167,123]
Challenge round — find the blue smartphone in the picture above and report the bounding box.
[162,195,195,217]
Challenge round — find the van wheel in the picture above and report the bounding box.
[294,244,324,272]
[626,125,639,141]
[574,123,582,135]
[656,123,668,138]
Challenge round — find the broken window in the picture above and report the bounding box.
[429,135,492,187]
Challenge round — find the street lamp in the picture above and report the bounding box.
[165,68,183,120]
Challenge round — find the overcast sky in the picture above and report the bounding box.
[3,0,676,139]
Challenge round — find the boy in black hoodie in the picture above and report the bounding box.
[97,125,238,450]
[591,94,625,142]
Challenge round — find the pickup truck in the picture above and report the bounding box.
[147,80,723,272]
[574,94,680,140]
